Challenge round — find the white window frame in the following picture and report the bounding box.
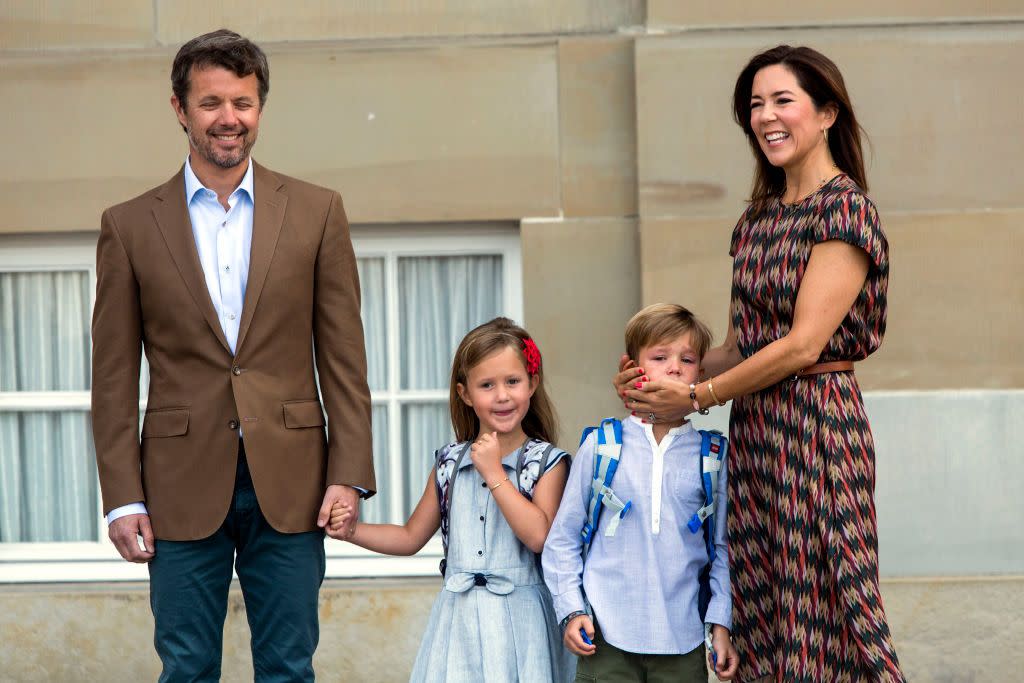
[0,225,521,583]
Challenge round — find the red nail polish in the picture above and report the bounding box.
[637,368,644,374]
[634,382,643,389]
[642,376,649,382]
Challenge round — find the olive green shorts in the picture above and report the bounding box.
[574,623,708,683]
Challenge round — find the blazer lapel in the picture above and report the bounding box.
[152,168,233,355]
[235,162,287,355]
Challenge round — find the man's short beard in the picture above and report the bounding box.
[187,126,255,169]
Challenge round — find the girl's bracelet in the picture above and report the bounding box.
[489,476,510,492]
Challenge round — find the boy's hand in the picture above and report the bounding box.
[709,624,739,681]
[564,614,597,656]
[326,502,354,540]
[470,431,504,483]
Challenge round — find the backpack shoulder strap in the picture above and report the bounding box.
[687,430,728,563]
[435,441,471,576]
[580,418,632,559]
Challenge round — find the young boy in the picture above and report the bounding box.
[542,303,739,682]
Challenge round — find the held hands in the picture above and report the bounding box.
[563,614,597,656]
[708,624,740,681]
[613,354,692,424]
[319,484,359,540]
[109,513,155,563]
[327,502,356,540]
[470,431,505,484]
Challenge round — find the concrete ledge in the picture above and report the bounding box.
[1,575,1020,681]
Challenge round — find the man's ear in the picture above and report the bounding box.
[456,383,472,407]
[171,95,188,130]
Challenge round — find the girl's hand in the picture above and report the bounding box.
[709,624,740,681]
[327,503,354,540]
[623,376,693,424]
[470,431,505,484]
[563,614,597,657]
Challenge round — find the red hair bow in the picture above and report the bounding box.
[522,338,541,376]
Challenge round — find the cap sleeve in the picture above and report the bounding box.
[814,189,887,270]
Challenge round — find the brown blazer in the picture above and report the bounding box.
[91,162,374,541]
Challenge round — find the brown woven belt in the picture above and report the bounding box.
[795,360,854,378]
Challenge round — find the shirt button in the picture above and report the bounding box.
[479,515,485,522]
[477,550,483,556]
[232,366,242,376]
[221,221,227,227]
[481,482,487,488]
[228,314,236,321]
[224,265,231,272]
[228,419,239,430]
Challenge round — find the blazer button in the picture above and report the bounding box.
[228,419,239,430]
[231,366,242,376]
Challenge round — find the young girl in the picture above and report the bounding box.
[329,317,574,682]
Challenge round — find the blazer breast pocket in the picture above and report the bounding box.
[282,399,325,429]
[141,407,190,438]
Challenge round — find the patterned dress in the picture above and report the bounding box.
[727,175,905,682]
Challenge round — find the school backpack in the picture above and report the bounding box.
[577,417,728,652]
[433,438,566,577]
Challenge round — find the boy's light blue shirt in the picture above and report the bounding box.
[542,415,731,655]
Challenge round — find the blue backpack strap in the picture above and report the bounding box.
[580,418,632,560]
[687,429,728,563]
[688,429,728,654]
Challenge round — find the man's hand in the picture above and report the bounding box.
[327,502,355,540]
[318,484,359,538]
[563,614,597,657]
[108,513,155,563]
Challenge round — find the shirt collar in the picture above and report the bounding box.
[626,414,694,437]
[184,155,254,205]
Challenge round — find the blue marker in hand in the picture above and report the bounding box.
[580,629,593,646]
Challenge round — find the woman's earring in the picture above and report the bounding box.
[823,128,829,144]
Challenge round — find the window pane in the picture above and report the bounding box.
[0,271,91,392]
[360,404,390,524]
[401,403,453,519]
[357,257,387,392]
[398,255,502,390]
[0,411,98,542]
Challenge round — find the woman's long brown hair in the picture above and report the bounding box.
[733,45,869,215]
[449,317,558,444]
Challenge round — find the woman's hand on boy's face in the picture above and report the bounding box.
[623,376,693,423]
[470,431,504,481]
[613,355,643,401]
[563,614,597,656]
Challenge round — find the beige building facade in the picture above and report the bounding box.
[1,2,1021,680]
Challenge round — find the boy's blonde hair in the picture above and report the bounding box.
[449,317,558,443]
[625,304,713,362]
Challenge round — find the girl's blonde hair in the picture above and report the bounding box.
[449,317,558,444]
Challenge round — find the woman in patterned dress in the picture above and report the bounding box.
[616,46,905,682]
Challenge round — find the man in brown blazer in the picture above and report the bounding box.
[91,29,374,681]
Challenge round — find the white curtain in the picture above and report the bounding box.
[396,256,502,517]
[0,272,97,542]
[398,255,502,390]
